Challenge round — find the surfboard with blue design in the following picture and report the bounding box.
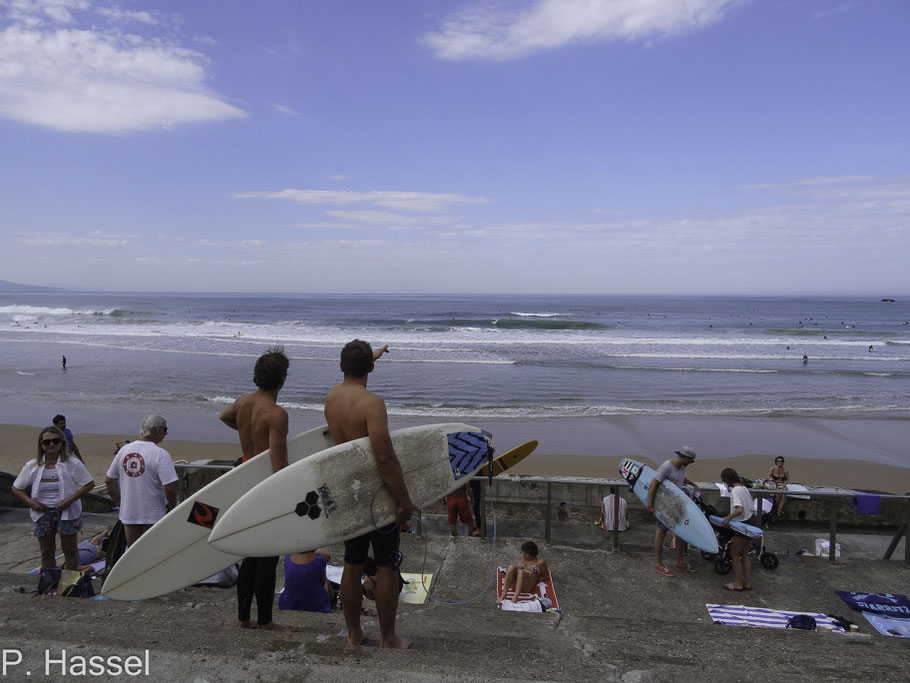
[708,515,763,539]
[208,423,492,557]
[620,458,718,553]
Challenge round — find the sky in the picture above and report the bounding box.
[1,0,908,295]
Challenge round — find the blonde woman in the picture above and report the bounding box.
[12,426,94,571]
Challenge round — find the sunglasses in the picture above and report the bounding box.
[42,438,62,446]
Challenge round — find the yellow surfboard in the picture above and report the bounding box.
[478,440,538,477]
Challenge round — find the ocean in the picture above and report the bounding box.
[2,292,909,464]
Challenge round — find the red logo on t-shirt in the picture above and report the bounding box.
[123,452,146,477]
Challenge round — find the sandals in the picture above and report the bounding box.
[655,565,675,577]
[723,583,743,591]
[742,585,752,591]
[675,564,697,573]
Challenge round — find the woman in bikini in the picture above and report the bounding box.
[498,540,549,604]
[768,456,789,514]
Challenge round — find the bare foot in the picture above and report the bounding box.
[380,634,412,650]
[238,620,257,629]
[347,627,366,646]
[257,622,297,632]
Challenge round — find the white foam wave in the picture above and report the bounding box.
[0,305,114,316]
[610,365,778,374]
[509,311,566,318]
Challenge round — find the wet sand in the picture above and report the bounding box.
[3,422,908,493]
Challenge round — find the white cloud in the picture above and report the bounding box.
[95,6,156,25]
[272,102,300,117]
[234,189,490,212]
[0,1,246,133]
[13,230,131,247]
[324,210,461,227]
[422,0,740,61]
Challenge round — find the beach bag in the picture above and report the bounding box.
[59,571,95,598]
[36,568,61,596]
[195,564,239,588]
[786,614,817,630]
[600,494,629,531]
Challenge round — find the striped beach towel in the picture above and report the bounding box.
[497,567,559,612]
[707,604,844,631]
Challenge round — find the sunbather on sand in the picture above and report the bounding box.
[498,541,549,604]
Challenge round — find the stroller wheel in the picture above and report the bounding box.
[760,552,779,570]
[701,551,716,561]
[714,558,732,575]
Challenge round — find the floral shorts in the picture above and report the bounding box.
[33,508,82,538]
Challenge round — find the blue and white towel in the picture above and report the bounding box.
[861,612,910,638]
[707,604,844,631]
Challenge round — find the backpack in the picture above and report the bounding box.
[59,571,96,598]
[786,614,817,630]
[36,567,61,596]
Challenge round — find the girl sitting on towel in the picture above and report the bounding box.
[720,468,755,592]
[498,540,549,604]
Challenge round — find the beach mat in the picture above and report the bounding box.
[860,612,910,637]
[399,572,433,605]
[707,604,844,631]
[497,566,559,612]
[325,565,433,605]
[835,591,910,638]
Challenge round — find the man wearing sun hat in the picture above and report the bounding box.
[648,446,701,577]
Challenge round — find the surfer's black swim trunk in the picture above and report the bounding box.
[344,524,400,566]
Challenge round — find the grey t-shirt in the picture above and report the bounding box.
[654,459,686,488]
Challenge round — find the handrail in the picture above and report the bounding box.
[481,474,910,565]
[171,462,909,566]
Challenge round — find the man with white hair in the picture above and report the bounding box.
[105,415,178,546]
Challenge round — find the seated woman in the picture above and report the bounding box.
[278,550,334,613]
[768,456,789,514]
[498,540,549,604]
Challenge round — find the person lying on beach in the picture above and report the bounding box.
[719,468,755,592]
[11,426,95,571]
[77,529,109,572]
[278,550,335,613]
[498,541,549,604]
[768,457,789,515]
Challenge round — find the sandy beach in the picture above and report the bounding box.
[3,422,909,493]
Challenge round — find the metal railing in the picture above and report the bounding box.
[478,475,910,565]
[171,462,910,566]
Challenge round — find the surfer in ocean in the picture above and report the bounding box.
[219,347,297,632]
[324,340,416,649]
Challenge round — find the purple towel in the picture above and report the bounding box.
[836,591,910,617]
[852,494,881,515]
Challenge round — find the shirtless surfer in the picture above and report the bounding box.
[324,340,416,649]
[219,346,296,632]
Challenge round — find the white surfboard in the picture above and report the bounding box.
[208,423,492,557]
[619,458,718,554]
[101,425,335,601]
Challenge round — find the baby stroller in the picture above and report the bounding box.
[698,499,779,574]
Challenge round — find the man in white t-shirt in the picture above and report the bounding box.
[105,415,178,546]
[647,446,701,577]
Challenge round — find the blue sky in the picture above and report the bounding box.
[1,0,908,295]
